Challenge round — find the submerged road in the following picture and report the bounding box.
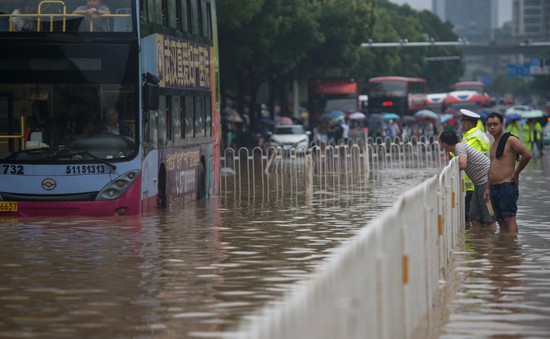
[415,152,550,339]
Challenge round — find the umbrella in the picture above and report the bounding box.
[278,116,294,125]
[522,109,545,119]
[349,112,366,120]
[478,108,493,119]
[505,113,522,121]
[367,113,383,123]
[322,110,345,119]
[225,112,243,123]
[476,109,492,119]
[437,113,455,126]
[402,116,416,123]
[444,109,461,116]
[415,109,439,120]
[259,117,275,126]
[382,112,400,120]
[332,116,345,125]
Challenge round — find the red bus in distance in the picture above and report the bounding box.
[308,77,359,127]
[367,76,428,116]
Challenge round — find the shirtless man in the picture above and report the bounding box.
[484,112,532,233]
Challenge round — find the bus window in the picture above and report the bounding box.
[205,97,211,137]
[175,0,183,31]
[196,0,203,37]
[185,95,194,138]
[205,2,212,40]
[172,96,181,140]
[165,95,172,141]
[194,96,204,137]
[187,0,198,34]
[158,94,167,144]
[195,96,206,137]
[179,96,185,139]
[161,0,168,27]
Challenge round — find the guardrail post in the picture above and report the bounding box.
[305,153,313,206]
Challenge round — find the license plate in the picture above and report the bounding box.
[0,201,18,212]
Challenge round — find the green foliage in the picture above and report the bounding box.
[218,0,468,110]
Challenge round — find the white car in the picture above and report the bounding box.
[269,124,310,151]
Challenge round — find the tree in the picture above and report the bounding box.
[217,0,469,125]
[218,0,321,122]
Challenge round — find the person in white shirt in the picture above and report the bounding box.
[341,118,350,142]
[11,0,35,32]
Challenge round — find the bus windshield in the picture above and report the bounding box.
[0,0,134,33]
[368,81,406,98]
[0,83,137,162]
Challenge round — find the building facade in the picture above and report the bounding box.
[512,0,550,39]
[432,0,499,41]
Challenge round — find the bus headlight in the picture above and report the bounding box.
[96,170,140,201]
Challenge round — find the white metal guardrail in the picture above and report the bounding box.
[221,138,445,200]
[232,157,464,339]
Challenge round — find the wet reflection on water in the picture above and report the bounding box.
[0,169,435,338]
[437,155,550,338]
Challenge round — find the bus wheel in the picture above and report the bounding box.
[196,160,206,200]
[158,165,167,208]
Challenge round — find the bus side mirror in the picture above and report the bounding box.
[143,82,159,111]
[143,72,160,111]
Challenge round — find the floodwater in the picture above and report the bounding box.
[0,166,435,338]
[418,153,550,339]
[2,153,549,339]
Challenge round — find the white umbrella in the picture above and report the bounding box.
[415,109,438,120]
[349,112,366,120]
[521,109,544,119]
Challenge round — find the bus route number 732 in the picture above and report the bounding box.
[2,165,24,175]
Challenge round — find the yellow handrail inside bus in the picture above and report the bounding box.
[0,116,26,150]
[38,0,67,32]
[0,2,131,33]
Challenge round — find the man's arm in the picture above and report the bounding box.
[509,137,532,184]
[458,154,467,170]
[72,6,88,15]
[97,6,110,15]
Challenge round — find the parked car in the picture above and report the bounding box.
[269,124,310,151]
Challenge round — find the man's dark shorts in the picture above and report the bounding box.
[490,182,519,222]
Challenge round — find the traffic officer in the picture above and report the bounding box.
[521,118,543,156]
[505,117,521,137]
[458,109,491,225]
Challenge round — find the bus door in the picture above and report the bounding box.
[0,93,19,152]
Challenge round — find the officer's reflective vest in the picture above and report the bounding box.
[521,121,542,151]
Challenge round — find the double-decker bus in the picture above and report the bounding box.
[367,76,428,116]
[308,77,359,127]
[452,81,491,107]
[443,90,486,113]
[426,93,448,114]
[0,0,220,217]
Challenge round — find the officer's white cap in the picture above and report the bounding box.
[460,109,480,119]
